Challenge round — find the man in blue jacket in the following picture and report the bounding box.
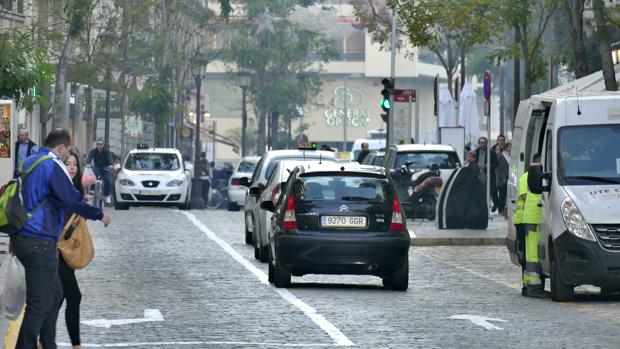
[13,129,39,178]
[12,128,111,349]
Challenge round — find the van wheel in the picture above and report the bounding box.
[551,256,574,302]
[390,256,409,291]
[274,258,291,288]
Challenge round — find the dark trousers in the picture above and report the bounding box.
[12,236,63,349]
[496,185,507,213]
[490,175,499,209]
[95,168,112,197]
[58,256,81,345]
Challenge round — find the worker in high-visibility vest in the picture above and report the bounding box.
[522,153,547,298]
[515,170,528,296]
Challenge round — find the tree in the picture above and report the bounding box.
[0,32,53,111]
[225,1,337,154]
[592,0,618,91]
[562,0,589,78]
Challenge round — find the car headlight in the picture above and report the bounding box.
[119,179,135,186]
[167,179,184,187]
[560,196,596,241]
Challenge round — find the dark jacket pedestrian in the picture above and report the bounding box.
[13,129,39,178]
[356,142,370,163]
[495,146,509,214]
[12,129,110,349]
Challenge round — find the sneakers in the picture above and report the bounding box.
[105,196,112,204]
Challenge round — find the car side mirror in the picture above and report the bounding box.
[260,200,276,212]
[239,177,250,187]
[249,187,261,197]
[528,164,551,194]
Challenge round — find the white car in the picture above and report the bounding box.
[227,156,261,211]
[242,148,337,260]
[383,144,461,185]
[114,147,191,210]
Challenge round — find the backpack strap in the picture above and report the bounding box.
[18,155,53,178]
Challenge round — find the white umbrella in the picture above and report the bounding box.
[458,82,480,148]
[438,88,455,127]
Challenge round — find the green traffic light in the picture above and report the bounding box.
[380,98,390,109]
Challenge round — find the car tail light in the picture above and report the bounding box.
[230,178,241,186]
[282,195,297,230]
[271,183,281,206]
[389,195,404,232]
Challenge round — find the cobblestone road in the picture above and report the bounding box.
[56,208,620,348]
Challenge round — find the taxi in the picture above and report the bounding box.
[114,145,191,210]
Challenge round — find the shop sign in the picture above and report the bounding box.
[324,86,370,127]
[0,102,12,158]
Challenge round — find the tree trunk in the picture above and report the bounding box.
[500,67,505,136]
[52,36,74,129]
[592,0,618,91]
[257,111,266,155]
[272,111,279,150]
[564,0,589,78]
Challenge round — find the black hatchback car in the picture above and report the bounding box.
[260,163,410,290]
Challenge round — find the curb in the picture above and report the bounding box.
[411,237,505,246]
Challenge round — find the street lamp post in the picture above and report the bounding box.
[238,70,252,157]
[189,63,206,209]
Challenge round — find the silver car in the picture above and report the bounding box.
[241,149,337,262]
[227,156,260,211]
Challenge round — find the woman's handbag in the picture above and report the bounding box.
[58,214,95,269]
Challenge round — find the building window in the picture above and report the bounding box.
[2,0,13,12]
[343,30,364,61]
[17,0,23,13]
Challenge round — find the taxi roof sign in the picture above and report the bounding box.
[137,143,150,149]
[335,151,351,160]
[298,142,317,151]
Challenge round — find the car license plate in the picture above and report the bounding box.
[320,216,367,228]
[138,190,162,196]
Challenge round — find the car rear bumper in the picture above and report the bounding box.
[554,231,620,288]
[228,186,246,205]
[276,233,410,276]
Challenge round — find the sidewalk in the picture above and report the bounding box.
[407,213,507,246]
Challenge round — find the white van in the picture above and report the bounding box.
[506,89,620,301]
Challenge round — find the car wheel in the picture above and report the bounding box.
[274,258,291,288]
[551,256,574,302]
[390,256,409,291]
[258,244,269,263]
[179,199,191,210]
[268,261,275,284]
[227,201,239,211]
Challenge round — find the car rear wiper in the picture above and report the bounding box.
[341,196,380,202]
[564,176,620,184]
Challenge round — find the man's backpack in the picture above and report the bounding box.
[0,155,53,236]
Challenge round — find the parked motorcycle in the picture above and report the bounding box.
[391,162,443,220]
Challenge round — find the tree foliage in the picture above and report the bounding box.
[0,33,53,111]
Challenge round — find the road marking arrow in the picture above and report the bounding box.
[82,309,164,328]
[448,315,507,330]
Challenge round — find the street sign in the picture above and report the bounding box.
[181,128,192,138]
[392,89,414,145]
[393,89,416,103]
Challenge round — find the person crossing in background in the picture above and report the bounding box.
[522,153,547,298]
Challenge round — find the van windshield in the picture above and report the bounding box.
[558,125,620,185]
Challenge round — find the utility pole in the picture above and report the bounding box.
[387,9,398,147]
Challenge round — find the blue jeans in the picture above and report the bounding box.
[96,168,112,197]
[12,236,63,349]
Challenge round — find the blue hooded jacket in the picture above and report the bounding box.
[19,148,104,241]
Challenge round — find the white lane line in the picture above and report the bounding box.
[181,212,355,347]
[59,341,340,347]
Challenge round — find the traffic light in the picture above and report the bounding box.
[380,78,394,123]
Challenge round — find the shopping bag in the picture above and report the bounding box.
[1,254,26,320]
[82,167,97,187]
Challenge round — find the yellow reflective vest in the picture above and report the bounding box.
[523,173,543,224]
[515,173,528,224]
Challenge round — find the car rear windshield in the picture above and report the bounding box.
[264,156,333,180]
[395,151,459,169]
[295,173,391,202]
[237,160,257,173]
[124,153,180,171]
